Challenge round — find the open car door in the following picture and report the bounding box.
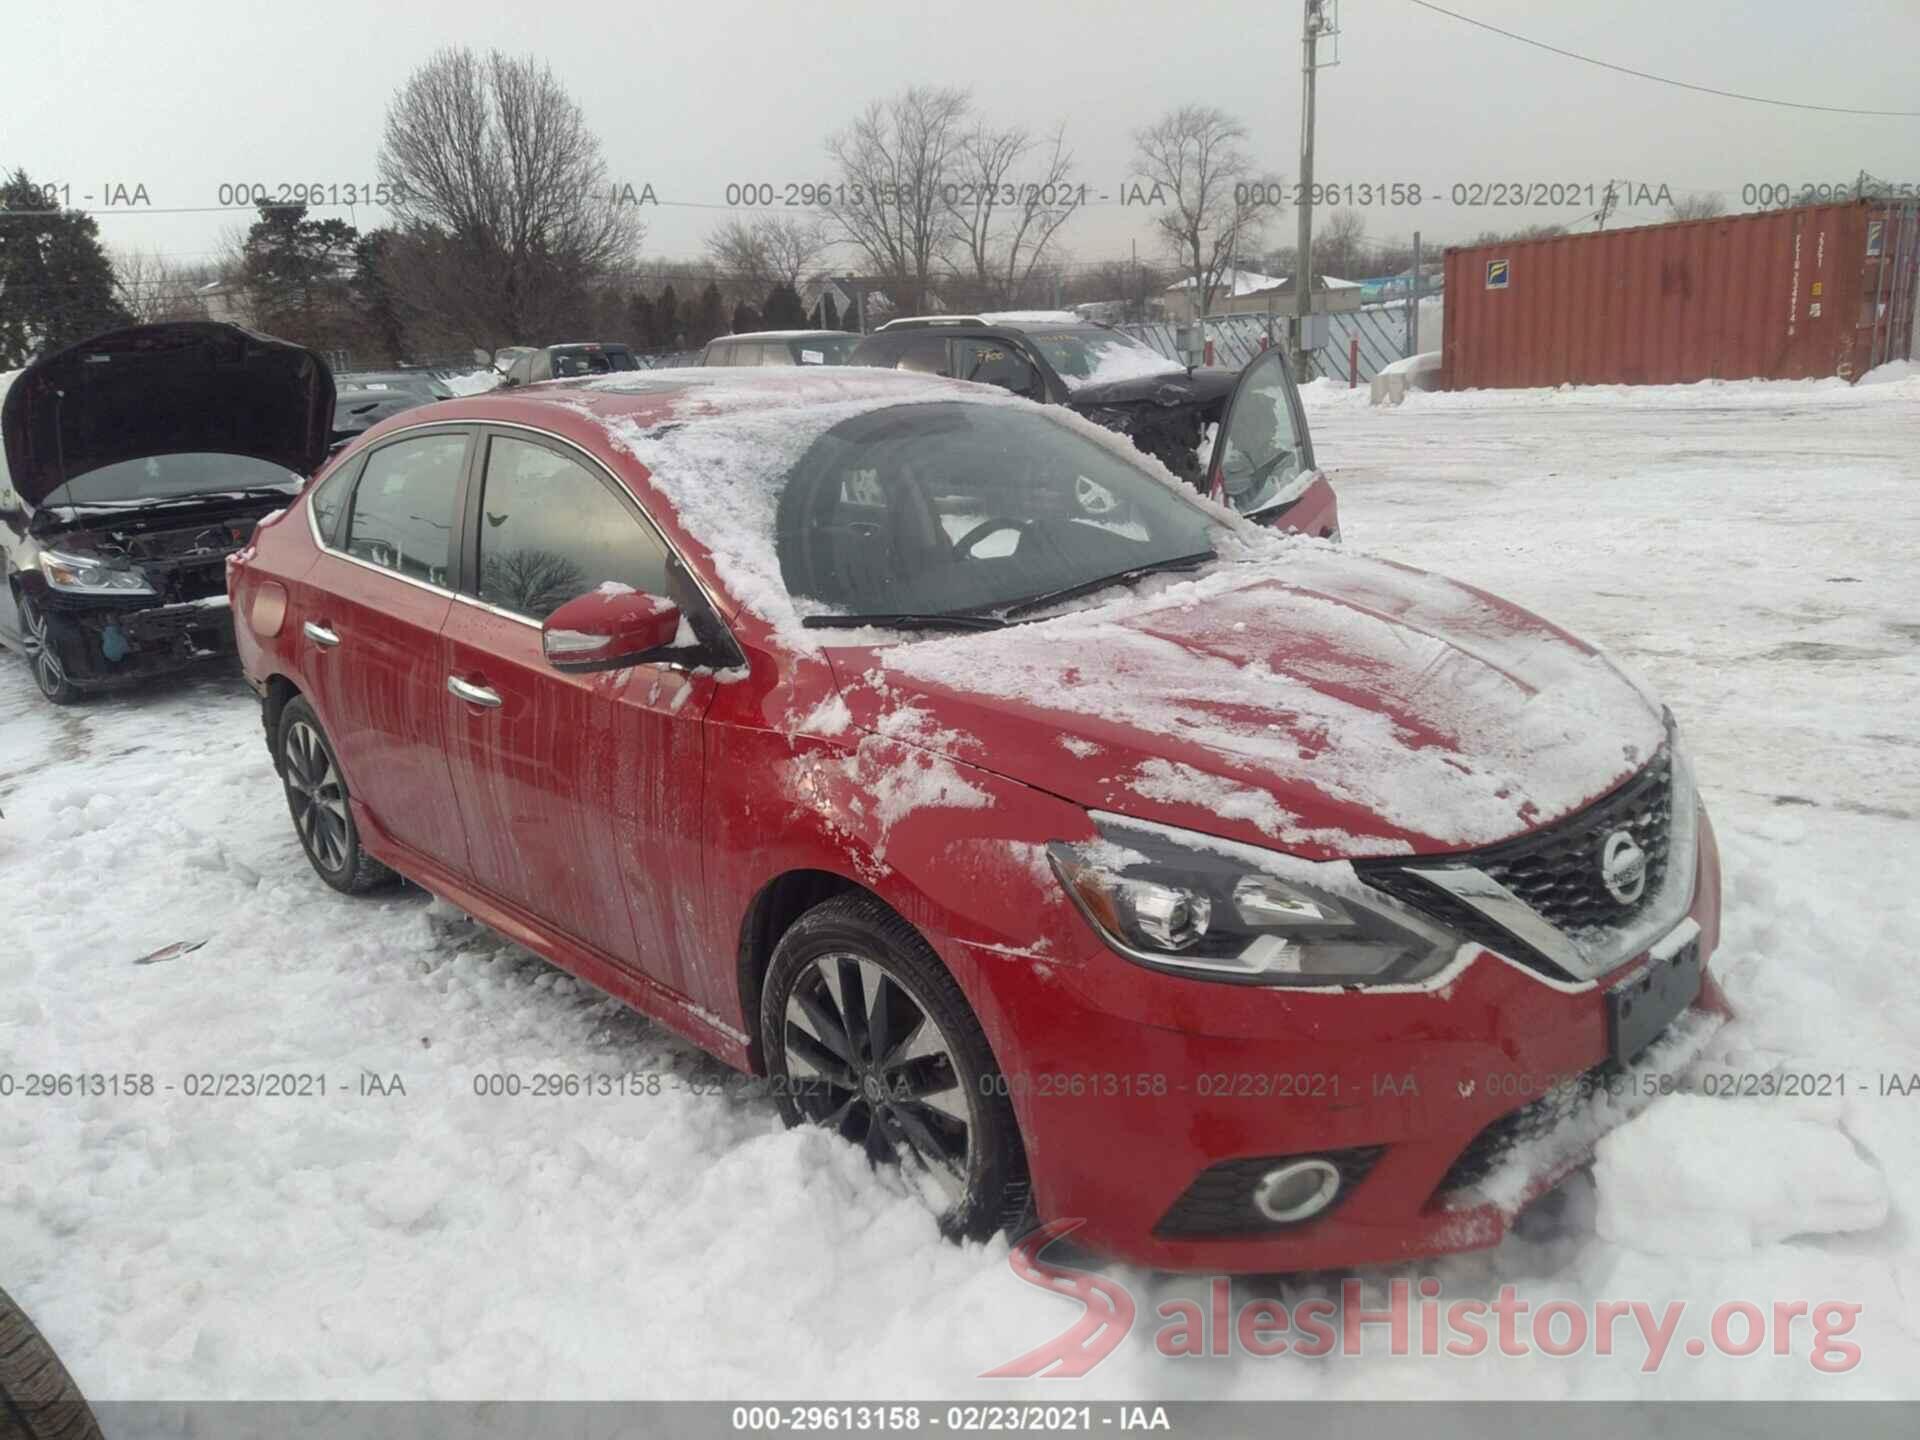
[1203,348,1341,539]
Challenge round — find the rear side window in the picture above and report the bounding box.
[344,432,469,587]
[474,435,671,620]
[308,456,361,544]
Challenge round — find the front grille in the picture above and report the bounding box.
[1431,1072,1606,1198]
[1356,749,1673,976]
[1154,1147,1384,1238]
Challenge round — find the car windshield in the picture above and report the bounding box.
[773,401,1223,621]
[1021,328,1184,390]
[552,346,638,376]
[792,335,862,365]
[342,372,452,399]
[333,392,426,432]
[39,452,302,509]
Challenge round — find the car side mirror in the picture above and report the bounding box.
[541,587,683,672]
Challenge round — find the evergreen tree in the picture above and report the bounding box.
[240,203,360,351]
[625,290,654,349]
[654,284,680,346]
[763,283,807,329]
[0,168,134,367]
[731,301,760,334]
[694,281,726,346]
[351,228,408,362]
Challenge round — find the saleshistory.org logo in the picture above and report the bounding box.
[984,1220,1864,1376]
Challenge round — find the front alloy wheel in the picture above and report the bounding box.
[763,893,1029,1239]
[18,593,78,704]
[784,950,974,1209]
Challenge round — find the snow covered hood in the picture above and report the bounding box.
[1068,363,1235,407]
[1,322,335,507]
[832,550,1666,860]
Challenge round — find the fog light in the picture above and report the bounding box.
[1252,1158,1342,1223]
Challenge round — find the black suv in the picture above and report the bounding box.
[848,315,1312,492]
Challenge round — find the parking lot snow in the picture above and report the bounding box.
[3,374,1918,1399]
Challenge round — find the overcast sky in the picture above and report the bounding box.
[4,0,1915,282]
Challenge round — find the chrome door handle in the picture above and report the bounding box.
[303,621,340,647]
[446,675,502,708]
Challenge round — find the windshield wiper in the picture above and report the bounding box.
[802,612,1007,632]
[999,550,1214,620]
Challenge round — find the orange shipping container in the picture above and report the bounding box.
[1441,201,1919,390]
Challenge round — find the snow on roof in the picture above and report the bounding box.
[721,330,852,339]
[979,310,1084,326]
[1164,267,1285,296]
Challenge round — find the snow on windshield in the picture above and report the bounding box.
[588,369,1234,641]
[1027,330,1186,392]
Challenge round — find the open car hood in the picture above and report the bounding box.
[1,322,335,509]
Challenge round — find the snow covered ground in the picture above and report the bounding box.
[3,374,1918,1400]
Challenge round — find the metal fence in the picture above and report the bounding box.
[1116,304,1422,384]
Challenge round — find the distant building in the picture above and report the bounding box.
[195,280,255,328]
[1162,267,1364,321]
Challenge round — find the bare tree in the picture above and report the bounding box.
[825,86,970,316]
[1667,191,1728,222]
[1132,106,1273,317]
[943,122,1079,308]
[1313,208,1369,279]
[703,215,833,300]
[112,249,210,323]
[376,47,642,348]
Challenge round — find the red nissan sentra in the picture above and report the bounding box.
[229,361,1726,1271]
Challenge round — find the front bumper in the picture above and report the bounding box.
[942,807,1724,1273]
[38,593,238,687]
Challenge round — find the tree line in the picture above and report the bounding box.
[0,46,1741,371]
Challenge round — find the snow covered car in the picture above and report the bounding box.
[230,367,1724,1271]
[0,322,334,704]
[850,316,1339,538]
[698,331,863,367]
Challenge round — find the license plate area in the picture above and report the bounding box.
[1607,938,1702,1066]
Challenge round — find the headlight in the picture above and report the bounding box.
[38,550,154,596]
[1048,815,1456,986]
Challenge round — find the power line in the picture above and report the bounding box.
[1400,0,1920,117]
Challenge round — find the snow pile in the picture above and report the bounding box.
[1594,1094,1889,1256]
[443,369,503,396]
[1060,341,1188,393]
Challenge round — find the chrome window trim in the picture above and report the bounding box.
[304,423,472,601]
[303,417,743,667]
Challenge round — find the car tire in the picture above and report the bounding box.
[761,892,1029,1241]
[17,594,80,707]
[0,1285,103,1440]
[275,696,398,895]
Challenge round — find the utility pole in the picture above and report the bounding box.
[1294,0,1334,383]
[1406,229,1422,357]
[1597,181,1619,232]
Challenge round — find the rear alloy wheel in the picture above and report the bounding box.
[762,893,1028,1240]
[276,696,397,895]
[17,594,79,706]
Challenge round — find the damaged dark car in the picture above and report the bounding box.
[845,315,1338,538]
[0,322,334,705]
